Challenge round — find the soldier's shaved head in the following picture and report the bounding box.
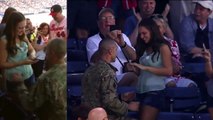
[46,38,66,59]
[87,107,108,120]
[98,38,117,55]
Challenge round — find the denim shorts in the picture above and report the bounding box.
[136,90,166,110]
[207,95,213,108]
[7,74,36,92]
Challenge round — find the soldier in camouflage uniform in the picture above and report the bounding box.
[12,38,67,120]
[82,39,128,120]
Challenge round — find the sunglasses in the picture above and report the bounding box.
[150,14,164,19]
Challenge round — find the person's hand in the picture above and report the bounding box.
[128,101,139,111]
[130,63,146,70]
[202,49,211,62]
[23,58,38,65]
[192,53,203,58]
[107,30,125,46]
[28,52,36,60]
[121,92,136,102]
[132,7,142,23]
[191,47,203,55]
[12,73,23,83]
[162,4,170,19]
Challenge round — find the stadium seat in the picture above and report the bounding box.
[181,62,205,74]
[77,39,87,51]
[67,38,78,50]
[117,87,136,94]
[165,87,202,112]
[67,85,81,97]
[67,73,84,86]
[67,49,88,61]
[195,113,211,120]
[67,61,89,73]
[158,112,195,120]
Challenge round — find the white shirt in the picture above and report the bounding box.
[35,36,48,60]
[86,33,135,75]
[49,17,67,40]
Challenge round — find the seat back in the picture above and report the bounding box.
[67,61,89,73]
[165,87,202,112]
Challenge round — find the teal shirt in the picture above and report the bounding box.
[137,52,166,94]
[5,41,33,81]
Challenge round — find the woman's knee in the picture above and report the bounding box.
[166,81,176,87]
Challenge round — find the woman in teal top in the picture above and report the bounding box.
[131,18,173,120]
[0,12,37,92]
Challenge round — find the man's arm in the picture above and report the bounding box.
[107,31,137,61]
[121,33,137,61]
[179,16,196,54]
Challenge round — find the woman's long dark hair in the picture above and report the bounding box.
[135,18,170,62]
[3,11,26,56]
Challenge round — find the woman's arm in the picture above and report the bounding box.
[31,39,47,52]
[25,38,36,59]
[0,38,37,69]
[131,44,173,76]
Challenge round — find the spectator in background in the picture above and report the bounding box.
[169,0,196,42]
[87,107,108,120]
[124,0,173,47]
[131,18,172,120]
[25,18,36,43]
[83,39,136,120]
[202,49,213,120]
[0,7,17,37]
[49,4,67,41]
[97,0,137,30]
[86,8,138,86]
[31,22,50,80]
[68,0,98,39]
[0,11,37,92]
[179,1,213,63]
[12,38,67,120]
[151,14,197,87]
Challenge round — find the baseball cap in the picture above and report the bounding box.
[49,4,62,16]
[194,0,213,11]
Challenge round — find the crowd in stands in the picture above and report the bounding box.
[68,0,213,120]
[0,0,66,14]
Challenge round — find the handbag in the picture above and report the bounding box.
[116,49,136,73]
[123,61,136,73]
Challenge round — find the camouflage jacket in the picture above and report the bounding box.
[82,61,128,119]
[17,63,67,120]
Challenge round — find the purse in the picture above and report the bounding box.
[116,49,136,73]
[123,61,136,73]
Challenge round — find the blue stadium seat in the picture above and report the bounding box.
[180,62,209,103]
[181,62,205,74]
[158,112,195,120]
[196,113,211,120]
[67,38,78,50]
[67,61,89,73]
[67,49,88,61]
[77,39,87,51]
[67,73,83,86]
[165,87,202,112]
[117,87,136,94]
[67,85,81,97]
